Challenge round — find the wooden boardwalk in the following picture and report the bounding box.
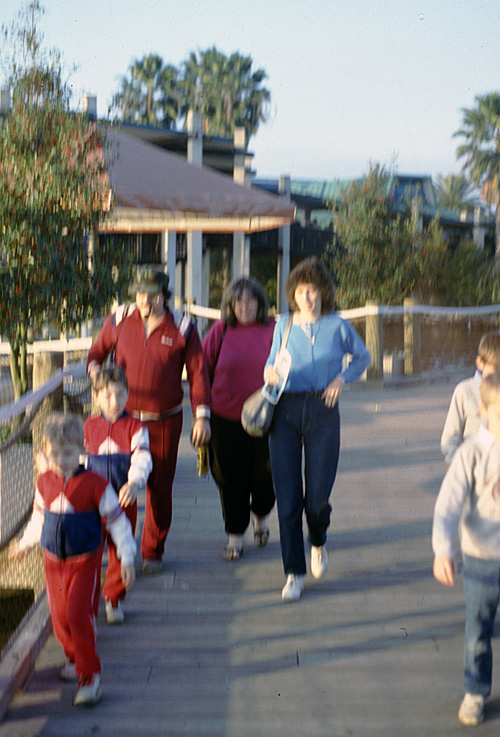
[3,378,500,736]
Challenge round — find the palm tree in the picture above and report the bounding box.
[455,92,500,255]
[131,54,164,125]
[113,54,177,127]
[157,64,179,128]
[178,47,270,140]
[111,77,142,123]
[434,174,478,213]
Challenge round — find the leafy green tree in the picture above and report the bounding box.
[442,240,494,306]
[326,164,448,308]
[0,1,131,399]
[455,93,500,255]
[434,173,478,213]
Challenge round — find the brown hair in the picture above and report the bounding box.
[92,365,129,393]
[478,330,500,366]
[43,413,84,447]
[221,277,269,327]
[285,257,336,314]
[480,370,500,407]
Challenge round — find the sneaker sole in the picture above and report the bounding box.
[73,689,102,707]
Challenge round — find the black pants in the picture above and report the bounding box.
[209,413,275,535]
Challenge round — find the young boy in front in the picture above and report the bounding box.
[441,330,500,464]
[433,371,500,726]
[84,366,152,624]
[9,413,136,706]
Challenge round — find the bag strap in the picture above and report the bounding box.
[281,314,293,352]
[109,304,129,366]
[209,322,227,385]
[263,314,294,405]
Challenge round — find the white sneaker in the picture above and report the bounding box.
[458,693,485,726]
[60,661,78,682]
[281,574,304,602]
[73,674,102,706]
[311,545,328,579]
[105,599,124,625]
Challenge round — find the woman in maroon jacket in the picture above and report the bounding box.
[87,267,210,574]
[203,278,275,561]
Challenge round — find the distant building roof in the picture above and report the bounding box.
[254,174,493,229]
[118,121,246,176]
[102,129,294,234]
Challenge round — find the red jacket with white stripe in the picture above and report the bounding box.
[84,412,152,492]
[87,306,210,415]
[18,468,136,564]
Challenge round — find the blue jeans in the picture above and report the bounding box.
[462,554,500,696]
[268,393,340,575]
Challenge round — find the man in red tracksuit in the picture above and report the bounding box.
[87,266,211,574]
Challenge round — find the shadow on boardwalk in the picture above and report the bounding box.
[3,379,500,736]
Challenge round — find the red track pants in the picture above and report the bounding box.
[141,412,183,561]
[44,550,101,679]
[93,502,138,614]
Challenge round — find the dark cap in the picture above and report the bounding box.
[128,266,170,297]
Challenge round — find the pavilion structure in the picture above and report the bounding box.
[99,111,295,312]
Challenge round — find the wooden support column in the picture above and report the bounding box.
[365,301,383,380]
[277,175,291,313]
[187,110,204,309]
[32,351,64,454]
[404,298,421,375]
[233,233,250,280]
[187,232,203,308]
[161,230,177,301]
[233,127,250,279]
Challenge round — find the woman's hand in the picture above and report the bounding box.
[433,556,455,586]
[191,418,211,447]
[264,365,280,386]
[321,375,344,408]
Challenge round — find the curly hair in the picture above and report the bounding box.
[285,257,336,314]
[221,277,270,327]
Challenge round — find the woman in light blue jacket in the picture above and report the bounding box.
[264,257,371,602]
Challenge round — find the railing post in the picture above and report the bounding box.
[365,301,383,380]
[32,351,64,455]
[404,298,421,375]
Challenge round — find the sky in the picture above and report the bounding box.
[1,0,500,182]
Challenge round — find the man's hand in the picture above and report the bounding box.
[433,555,455,586]
[191,418,211,448]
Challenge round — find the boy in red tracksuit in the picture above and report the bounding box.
[10,413,136,706]
[84,366,152,624]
